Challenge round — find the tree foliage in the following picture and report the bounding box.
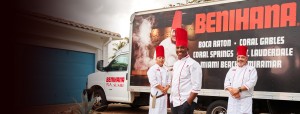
[167,0,213,7]
[110,38,128,59]
[112,41,127,52]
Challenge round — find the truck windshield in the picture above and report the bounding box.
[106,54,128,71]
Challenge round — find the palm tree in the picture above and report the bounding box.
[110,38,128,59]
[112,41,127,52]
[188,0,203,3]
[167,0,212,7]
[123,37,129,43]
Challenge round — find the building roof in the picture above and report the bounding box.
[23,11,121,37]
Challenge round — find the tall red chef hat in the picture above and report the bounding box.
[175,28,188,47]
[172,11,182,30]
[156,45,165,58]
[237,45,248,56]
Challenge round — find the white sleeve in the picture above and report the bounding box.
[167,70,172,86]
[244,68,258,90]
[147,67,159,88]
[224,68,232,90]
[190,63,202,93]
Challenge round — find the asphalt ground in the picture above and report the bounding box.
[95,103,206,114]
[19,103,206,114]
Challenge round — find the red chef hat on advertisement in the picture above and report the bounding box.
[237,45,248,56]
[175,28,188,47]
[156,45,165,58]
[172,11,182,30]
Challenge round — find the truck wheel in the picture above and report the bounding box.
[207,100,227,114]
[92,89,108,112]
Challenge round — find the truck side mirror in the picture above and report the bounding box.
[97,60,104,71]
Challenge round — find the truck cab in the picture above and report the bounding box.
[85,45,134,111]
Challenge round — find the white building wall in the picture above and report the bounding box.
[16,13,121,71]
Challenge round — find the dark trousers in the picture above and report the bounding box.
[170,101,196,114]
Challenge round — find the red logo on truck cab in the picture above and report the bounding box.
[106,77,125,82]
[106,77,125,87]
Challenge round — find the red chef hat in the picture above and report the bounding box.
[237,45,248,56]
[156,45,165,58]
[172,11,182,30]
[175,28,188,47]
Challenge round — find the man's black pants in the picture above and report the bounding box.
[170,101,196,114]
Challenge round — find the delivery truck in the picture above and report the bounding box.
[85,0,300,113]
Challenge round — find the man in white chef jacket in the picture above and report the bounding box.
[224,45,258,114]
[170,28,202,114]
[147,45,171,114]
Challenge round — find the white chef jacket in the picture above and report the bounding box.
[170,55,202,107]
[147,64,171,114]
[153,38,177,70]
[224,64,258,114]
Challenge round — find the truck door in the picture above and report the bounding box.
[104,53,130,102]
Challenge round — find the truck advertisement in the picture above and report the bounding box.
[130,0,300,94]
[84,0,300,113]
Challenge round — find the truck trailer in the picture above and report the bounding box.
[85,0,300,113]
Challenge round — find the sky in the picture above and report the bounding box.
[18,0,187,38]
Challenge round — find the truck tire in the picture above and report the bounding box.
[207,100,227,114]
[92,89,108,112]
